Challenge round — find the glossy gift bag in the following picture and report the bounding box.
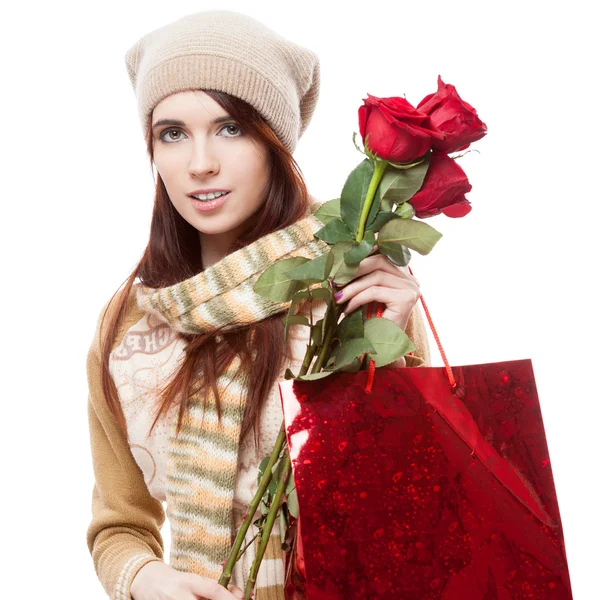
[279,286,573,599]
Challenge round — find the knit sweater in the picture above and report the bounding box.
[86,200,431,600]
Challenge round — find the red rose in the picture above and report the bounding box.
[408,151,472,218]
[358,94,445,163]
[417,75,487,154]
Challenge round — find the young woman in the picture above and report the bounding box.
[86,10,431,600]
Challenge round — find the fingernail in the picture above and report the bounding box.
[334,291,343,302]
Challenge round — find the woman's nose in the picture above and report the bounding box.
[188,142,219,176]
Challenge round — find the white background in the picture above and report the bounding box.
[2,0,597,598]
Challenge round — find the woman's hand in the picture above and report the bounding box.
[332,249,421,367]
[130,560,248,600]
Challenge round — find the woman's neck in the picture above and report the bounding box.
[198,227,241,269]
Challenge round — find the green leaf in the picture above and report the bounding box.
[335,356,363,373]
[380,197,394,213]
[334,337,376,369]
[308,287,332,302]
[327,335,353,368]
[369,211,400,232]
[285,470,296,496]
[379,243,412,267]
[327,338,340,359]
[327,340,363,372]
[283,315,310,327]
[378,217,443,256]
[283,289,310,343]
[282,314,310,344]
[284,368,296,380]
[363,317,416,367]
[329,241,360,285]
[279,504,289,549]
[314,198,341,225]
[284,251,334,283]
[292,290,311,301]
[282,287,330,345]
[333,262,360,285]
[378,153,430,207]
[268,475,278,496]
[297,370,335,381]
[286,487,299,519]
[268,458,285,496]
[314,218,354,243]
[344,229,376,264]
[257,455,271,486]
[366,185,382,231]
[259,497,270,516]
[311,317,325,347]
[253,257,310,302]
[329,241,353,271]
[340,159,381,235]
[336,308,364,342]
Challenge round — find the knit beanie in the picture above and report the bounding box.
[124,10,320,153]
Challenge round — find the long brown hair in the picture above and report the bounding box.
[98,90,312,452]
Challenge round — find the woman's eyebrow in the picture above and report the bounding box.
[152,115,233,130]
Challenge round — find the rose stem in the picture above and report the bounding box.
[356,159,387,242]
[232,228,369,589]
[218,324,318,588]
[236,159,387,592]
[311,301,344,373]
[244,453,292,599]
[218,424,286,588]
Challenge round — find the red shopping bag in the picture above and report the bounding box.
[279,276,573,599]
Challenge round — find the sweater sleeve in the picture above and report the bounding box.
[86,294,166,600]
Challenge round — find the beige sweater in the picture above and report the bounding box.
[86,269,431,599]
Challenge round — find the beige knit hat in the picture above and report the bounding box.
[124,10,320,153]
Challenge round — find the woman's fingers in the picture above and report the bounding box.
[334,268,419,313]
[354,254,414,280]
[227,584,245,599]
[340,284,419,321]
[187,574,247,599]
[334,254,418,290]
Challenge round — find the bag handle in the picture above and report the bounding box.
[364,265,457,393]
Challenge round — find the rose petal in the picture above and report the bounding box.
[441,200,472,218]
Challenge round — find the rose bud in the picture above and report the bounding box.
[358,93,445,163]
[395,202,415,219]
[417,75,487,154]
[409,151,472,218]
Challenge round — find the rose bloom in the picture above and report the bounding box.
[358,93,445,163]
[417,75,487,154]
[408,151,472,218]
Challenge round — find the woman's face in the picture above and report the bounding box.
[151,90,270,257]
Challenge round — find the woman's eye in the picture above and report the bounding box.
[220,123,242,137]
[160,128,186,143]
[159,124,242,143]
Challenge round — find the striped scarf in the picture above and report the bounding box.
[135,201,331,598]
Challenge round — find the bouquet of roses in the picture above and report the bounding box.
[218,75,487,599]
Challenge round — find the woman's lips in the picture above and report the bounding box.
[190,191,231,212]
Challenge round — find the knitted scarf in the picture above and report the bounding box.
[135,201,331,598]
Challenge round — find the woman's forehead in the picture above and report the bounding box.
[153,90,229,123]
